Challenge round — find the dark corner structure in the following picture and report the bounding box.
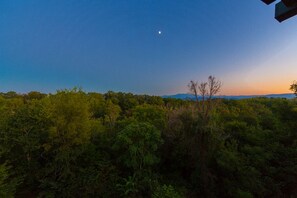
[262,0,297,22]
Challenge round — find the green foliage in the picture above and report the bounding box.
[46,89,92,147]
[132,104,166,130]
[0,163,20,198]
[24,91,47,101]
[87,92,105,118]
[116,174,140,197]
[39,89,94,196]
[113,122,163,197]
[113,122,162,171]
[152,184,184,198]
[0,89,296,197]
[104,99,121,128]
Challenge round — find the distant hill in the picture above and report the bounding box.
[162,93,295,100]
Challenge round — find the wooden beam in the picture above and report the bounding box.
[262,0,276,4]
[275,1,297,22]
[282,0,297,7]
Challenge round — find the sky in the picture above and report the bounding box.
[0,0,297,95]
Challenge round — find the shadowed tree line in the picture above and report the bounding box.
[0,78,297,197]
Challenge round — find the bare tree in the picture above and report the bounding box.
[188,75,222,121]
[290,81,297,97]
[188,75,222,197]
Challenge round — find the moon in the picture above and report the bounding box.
[158,30,162,35]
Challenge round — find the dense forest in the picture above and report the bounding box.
[1,79,297,198]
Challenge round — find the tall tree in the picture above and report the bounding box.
[40,89,92,197]
[290,81,297,97]
[188,76,222,197]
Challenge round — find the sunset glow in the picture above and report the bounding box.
[0,1,297,95]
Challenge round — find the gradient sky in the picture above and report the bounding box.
[1,0,297,95]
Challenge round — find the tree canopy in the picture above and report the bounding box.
[0,85,297,197]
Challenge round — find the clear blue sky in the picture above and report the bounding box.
[1,0,297,95]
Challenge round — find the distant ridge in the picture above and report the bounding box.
[162,93,295,100]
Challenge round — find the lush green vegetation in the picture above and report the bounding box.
[0,86,297,197]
